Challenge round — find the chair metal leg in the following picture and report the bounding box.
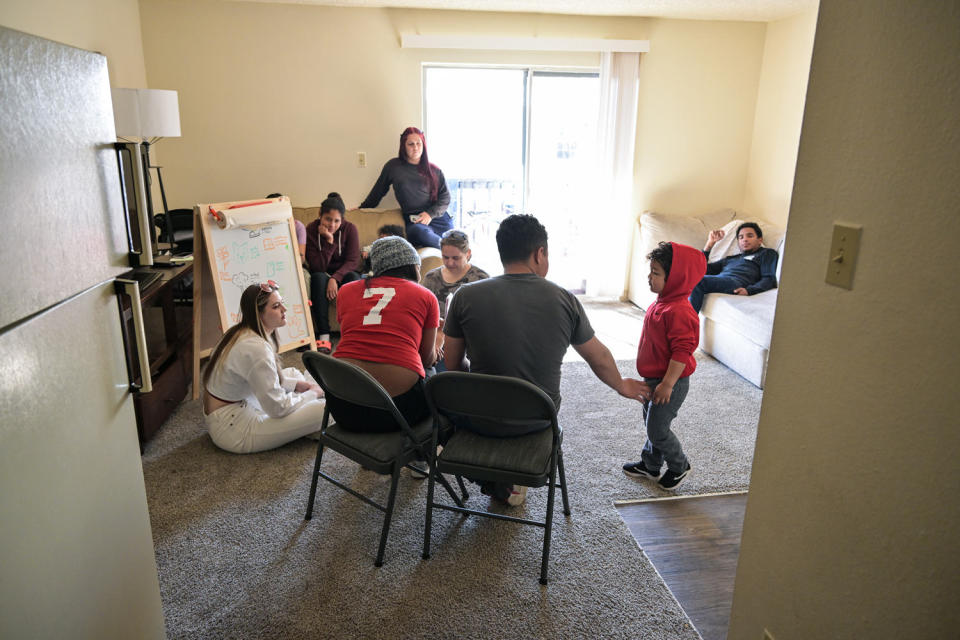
[304,442,326,520]
[422,461,437,560]
[375,463,402,567]
[557,448,571,516]
[540,458,559,585]
[456,475,469,501]
[435,472,465,508]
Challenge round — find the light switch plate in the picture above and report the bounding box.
[825,223,862,289]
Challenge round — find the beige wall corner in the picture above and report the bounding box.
[728,2,960,638]
[0,0,147,87]
[631,18,765,217]
[741,5,818,228]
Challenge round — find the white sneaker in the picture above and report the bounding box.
[507,485,528,506]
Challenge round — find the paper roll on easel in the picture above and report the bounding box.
[210,198,291,229]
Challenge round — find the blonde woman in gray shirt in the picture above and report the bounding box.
[421,229,489,368]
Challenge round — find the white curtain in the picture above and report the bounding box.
[588,51,640,297]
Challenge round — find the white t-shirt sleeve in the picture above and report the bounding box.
[235,338,317,418]
[280,367,304,392]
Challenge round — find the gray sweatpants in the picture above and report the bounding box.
[639,376,690,475]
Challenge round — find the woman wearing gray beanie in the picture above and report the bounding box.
[326,236,440,436]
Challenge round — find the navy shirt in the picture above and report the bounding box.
[703,247,779,294]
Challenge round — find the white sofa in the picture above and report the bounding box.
[627,209,785,388]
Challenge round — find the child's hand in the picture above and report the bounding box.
[652,382,674,405]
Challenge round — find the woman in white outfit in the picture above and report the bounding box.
[203,282,326,453]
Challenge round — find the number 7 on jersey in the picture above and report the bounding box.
[362,287,396,325]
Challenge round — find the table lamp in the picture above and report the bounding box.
[111,88,181,253]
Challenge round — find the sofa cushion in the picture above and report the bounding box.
[629,208,737,311]
[293,206,407,248]
[700,288,778,350]
[641,208,736,251]
[698,207,741,231]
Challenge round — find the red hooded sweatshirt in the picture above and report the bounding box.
[636,242,707,379]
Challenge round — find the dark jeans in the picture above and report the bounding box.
[405,213,453,249]
[326,379,428,433]
[689,274,749,312]
[639,376,689,475]
[310,271,361,334]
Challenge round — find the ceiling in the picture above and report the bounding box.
[236,0,818,22]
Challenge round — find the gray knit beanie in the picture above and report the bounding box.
[370,236,421,276]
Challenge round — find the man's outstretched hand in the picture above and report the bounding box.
[619,378,652,402]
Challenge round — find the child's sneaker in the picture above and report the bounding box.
[507,485,528,506]
[657,461,692,490]
[622,460,660,480]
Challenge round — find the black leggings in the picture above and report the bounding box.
[310,270,361,334]
[326,379,428,433]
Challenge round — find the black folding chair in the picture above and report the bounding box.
[422,372,571,584]
[302,352,465,567]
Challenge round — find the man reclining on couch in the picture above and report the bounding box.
[689,222,779,313]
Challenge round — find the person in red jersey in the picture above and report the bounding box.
[330,236,439,434]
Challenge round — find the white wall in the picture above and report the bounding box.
[139,0,613,208]
[0,0,147,87]
[741,6,818,228]
[728,2,960,638]
[138,0,767,224]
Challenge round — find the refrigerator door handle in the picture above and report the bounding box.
[115,143,139,259]
[116,279,153,393]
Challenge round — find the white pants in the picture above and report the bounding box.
[206,397,327,454]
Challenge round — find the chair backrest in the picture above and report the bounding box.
[425,372,558,438]
[302,351,398,416]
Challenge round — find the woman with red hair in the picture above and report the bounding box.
[360,126,453,249]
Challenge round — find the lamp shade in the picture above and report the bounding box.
[111,88,181,139]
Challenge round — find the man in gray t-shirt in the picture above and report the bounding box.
[444,214,649,412]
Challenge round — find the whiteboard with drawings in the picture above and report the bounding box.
[194,196,314,359]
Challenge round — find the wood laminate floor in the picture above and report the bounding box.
[616,492,748,640]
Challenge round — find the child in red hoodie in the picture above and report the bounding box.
[623,241,706,490]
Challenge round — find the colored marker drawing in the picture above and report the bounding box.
[231,240,260,264]
[215,245,230,269]
[264,261,286,278]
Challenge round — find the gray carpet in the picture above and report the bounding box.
[141,353,760,639]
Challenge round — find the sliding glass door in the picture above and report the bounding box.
[424,66,599,290]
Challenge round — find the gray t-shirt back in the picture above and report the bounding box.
[443,273,594,407]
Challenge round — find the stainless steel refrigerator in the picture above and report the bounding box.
[0,27,166,638]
